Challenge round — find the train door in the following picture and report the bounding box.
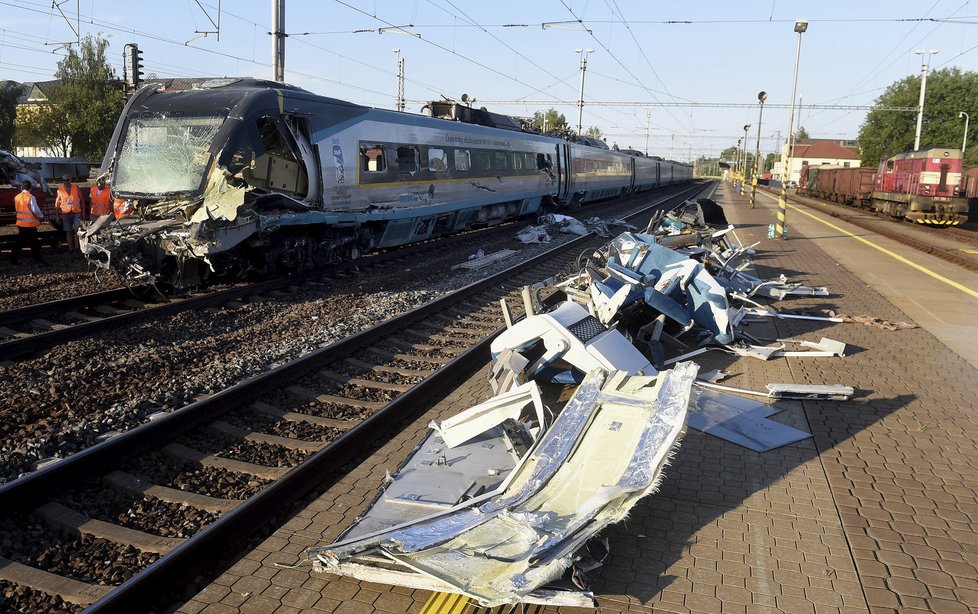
[555,143,571,204]
[629,157,636,192]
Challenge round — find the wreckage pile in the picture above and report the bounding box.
[309,198,860,605]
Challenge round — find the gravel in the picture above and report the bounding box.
[0,579,84,614]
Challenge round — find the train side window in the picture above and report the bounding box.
[454,149,471,171]
[537,153,553,171]
[513,153,523,171]
[361,145,386,172]
[524,153,536,171]
[428,147,448,172]
[474,150,491,172]
[493,151,508,171]
[397,146,419,174]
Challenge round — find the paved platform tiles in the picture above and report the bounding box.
[178,182,978,614]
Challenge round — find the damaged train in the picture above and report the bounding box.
[81,78,692,287]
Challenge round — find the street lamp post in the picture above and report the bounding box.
[735,138,742,183]
[750,91,767,209]
[575,48,594,135]
[741,124,751,195]
[960,111,970,154]
[776,19,808,239]
[913,49,939,150]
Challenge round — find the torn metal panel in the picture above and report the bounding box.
[765,384,855,400]
[430,381,545,449]
[686,388,811,452]
[311,363,697,606]
[774,337,847,358]
[490,301,657,381]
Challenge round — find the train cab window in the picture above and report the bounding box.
[886,160,894,172]
[493,151,508,171]
[844,162,851,168]
[474,150,491,172]
[361,145,386,172]
[397,146,419,174]
[428,148,448,172]
[454,149,471,171]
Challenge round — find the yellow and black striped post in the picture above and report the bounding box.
[776,183,788,238]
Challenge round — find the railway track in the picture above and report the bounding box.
[0,188,694,362]
[0,230,61,252]
[0,183,712,613]
[764,187,978,273]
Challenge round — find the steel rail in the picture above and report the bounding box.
[3,182,712,613]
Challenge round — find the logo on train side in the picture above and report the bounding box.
[332,138,345,184]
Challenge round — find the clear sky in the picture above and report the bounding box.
[2,1,976,161]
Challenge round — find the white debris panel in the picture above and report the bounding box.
[309,363,697,606]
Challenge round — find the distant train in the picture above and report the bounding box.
[80,79,691,287]
[798,147,968,225]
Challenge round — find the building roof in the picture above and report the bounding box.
[791,139,859,161]
[16,80,61,104]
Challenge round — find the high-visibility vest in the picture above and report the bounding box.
[15,191,40,228]
[57,183,82,214]
[89,186,113,217]
[113,198,132,220]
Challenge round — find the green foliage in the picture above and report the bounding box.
[764,152,777,171]
[795,126,810,140]
[529,108,570,134]
[0,81,20,149]
[17,34,126,160]
[858,67,978,168]
[584,126,602,139]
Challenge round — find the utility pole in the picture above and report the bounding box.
[776,19,808,239]
[750,92,767,208]
[644,108,651,156]
[575,48,594,135]
[393,49,405,112]
[914,49,939,150]
[271,0,286,82]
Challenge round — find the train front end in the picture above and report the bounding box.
[81,79,335,288]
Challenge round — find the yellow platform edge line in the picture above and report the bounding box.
[420,591,469,614]
[783,202,978,300]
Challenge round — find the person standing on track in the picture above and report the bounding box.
[55,174,82,251]
[89,177,112,219]
[10,179,46,265]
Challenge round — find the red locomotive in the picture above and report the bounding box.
[797,147,969,226]
[872,147,967,225]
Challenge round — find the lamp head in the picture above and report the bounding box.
[758,91,768,103]
[794,19,808,33]
[744,124,751,132]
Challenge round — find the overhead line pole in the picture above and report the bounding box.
[272,0,286,82]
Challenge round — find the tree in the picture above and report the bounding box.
[17,34,125,160]
[529,108,569,134]
[795,126,810,140]
[858,67,978,168]
[584,126,602,139]
[0,81,20,150]
[764,152,776,172]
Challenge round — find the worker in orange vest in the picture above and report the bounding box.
[10,179,47,265]
[55,174,82,251]
[89,177,112,218]
[113,198,133,220]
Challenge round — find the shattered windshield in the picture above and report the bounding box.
[113,115,226,196]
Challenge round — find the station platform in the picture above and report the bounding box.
[178,182,978,614]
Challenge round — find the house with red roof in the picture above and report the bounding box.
[773,138,861,184]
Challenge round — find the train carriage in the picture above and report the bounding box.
[82,79,691,287]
